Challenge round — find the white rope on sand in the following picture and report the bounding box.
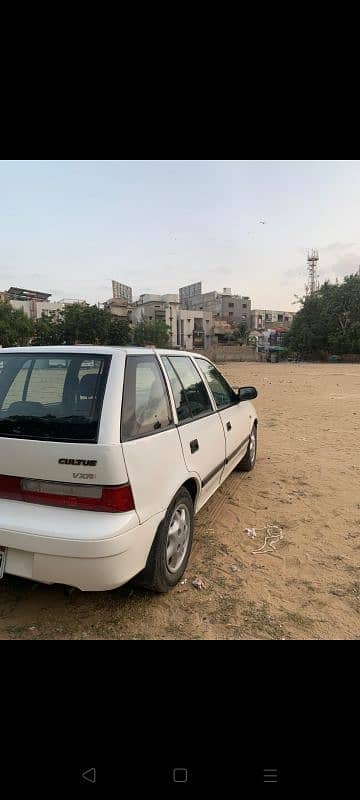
[250,524,284,555]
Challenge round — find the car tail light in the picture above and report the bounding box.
[0,475,134,513]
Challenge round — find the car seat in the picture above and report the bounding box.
[76,373,99,415]
[7,401,45,417]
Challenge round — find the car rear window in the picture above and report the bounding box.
[0,354,111,442]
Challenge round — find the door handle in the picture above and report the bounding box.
[190,439,199,454]
[226,421,232,431]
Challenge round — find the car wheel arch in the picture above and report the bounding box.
[182,476,200,509]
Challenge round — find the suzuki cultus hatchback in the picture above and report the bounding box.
[0,347,258,592]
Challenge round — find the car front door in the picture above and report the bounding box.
[161,355,226,509]
[194,357,251,481]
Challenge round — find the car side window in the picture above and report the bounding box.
[121,355,173,441]
[195,358,236,409]
[162,356,212,421]
[161,357,193,423]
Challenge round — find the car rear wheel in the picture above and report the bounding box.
[136,487,194,593]
[237,424,257,472]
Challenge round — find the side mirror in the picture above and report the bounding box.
[238,386,258,402]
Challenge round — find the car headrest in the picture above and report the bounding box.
[79,373,98,399]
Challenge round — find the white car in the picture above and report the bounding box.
[0,347,258,592]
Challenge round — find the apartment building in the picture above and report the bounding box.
[177,310,212,349]
[2,287,52,320]
[131,294,179,346]
[131,294,212,349]
[251,309,295,331]
[103,297,131,319]
[38,299,88,319]
[1,288,88,320]
[220,289,251,327]
[180,287,251,328]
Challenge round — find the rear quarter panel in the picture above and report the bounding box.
[122,428,194,524]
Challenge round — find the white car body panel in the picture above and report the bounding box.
[0,345,258,591]
[217,404,253,483]
[0,438,129,486]
[176,413,226,508]
[122,428,191,523]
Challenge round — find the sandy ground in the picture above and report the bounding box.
[1,362,359,640]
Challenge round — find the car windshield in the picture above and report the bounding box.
[0,354,110,442]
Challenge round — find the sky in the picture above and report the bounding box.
[1,159,360,310]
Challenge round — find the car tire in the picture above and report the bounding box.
[136,487,194,593]
[237,424,257,472]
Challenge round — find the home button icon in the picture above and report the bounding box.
[173,768,188,783]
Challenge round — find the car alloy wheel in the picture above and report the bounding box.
[166,503,191,573]
[249,429,256,465]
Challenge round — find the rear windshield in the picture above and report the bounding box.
[0,354,111,442]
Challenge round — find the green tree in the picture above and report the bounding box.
[108,316,131,345]
[287,273,360,357]
[32,312,64,345]
[62,305,111,345]
[0,303,33,347]
[133,319,170,347]
[30,305,131,347]
[232,323,248,343]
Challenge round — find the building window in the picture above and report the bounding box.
[229,312,233,318]
[242,303,247,309]
[285,316,289,322]
[242,314,247,320]
[228,303,234,308]
[278,314,284,322]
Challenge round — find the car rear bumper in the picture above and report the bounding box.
[0,499,162,591]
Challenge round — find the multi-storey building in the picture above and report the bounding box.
[103,297,131,320]
[219,289,251,327]
[131,294,180,345]
[177,310,213,349]
[111,280,132,303]
[131,294,212,349]
[251,309,295,331]
[180,286,251,328]
[38,299,88,319]
[1,288,88,320]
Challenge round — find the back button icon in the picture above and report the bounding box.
[82,768,97,784]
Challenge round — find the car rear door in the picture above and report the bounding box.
[194,357,251,481]
[161,355,226,509]
[120,354,188,523]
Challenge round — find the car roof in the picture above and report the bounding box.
[0,345,207,358]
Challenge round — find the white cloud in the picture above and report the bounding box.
[321,242,360,279]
